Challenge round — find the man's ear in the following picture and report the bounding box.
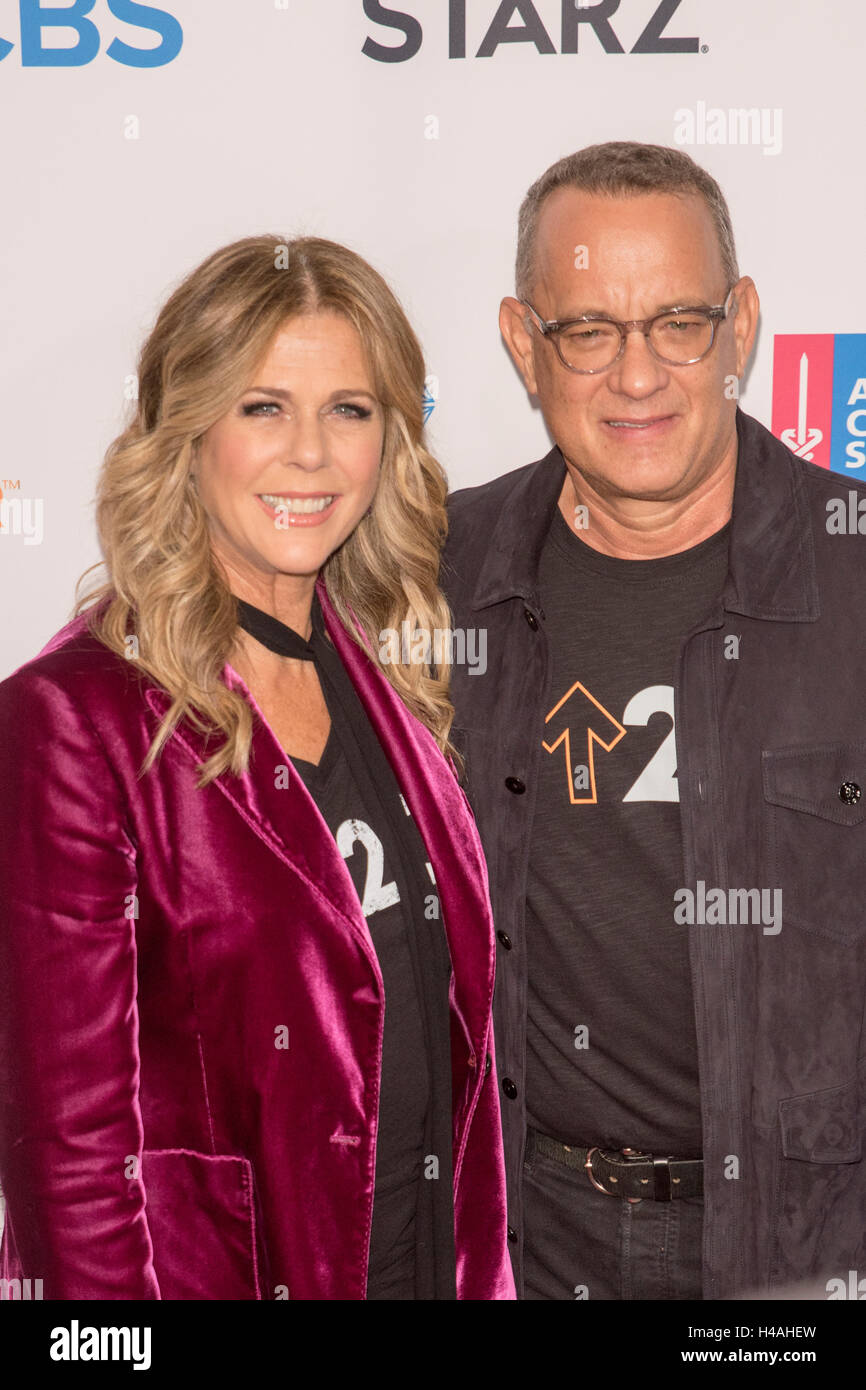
[731,275,759,378]
[500,296,539,395]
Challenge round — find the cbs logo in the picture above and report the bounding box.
[0,1,183,68]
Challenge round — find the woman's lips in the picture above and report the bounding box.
[255,494,339,527]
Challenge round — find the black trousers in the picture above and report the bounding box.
[521,1135,704,1301]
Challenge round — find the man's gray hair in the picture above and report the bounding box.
[515,141,739,300]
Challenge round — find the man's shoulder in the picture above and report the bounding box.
[447,452,554,527]
[797,452,866,503]
[442,449,559,602]
[745,410,866,543]
[741,407,866,502]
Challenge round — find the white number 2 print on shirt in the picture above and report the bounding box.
[335,818,401,917]
[543,682,678,805]
[621,685,678,803]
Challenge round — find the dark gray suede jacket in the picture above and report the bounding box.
[441,408,866,1300]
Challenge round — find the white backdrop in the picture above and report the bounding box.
[2,0,865,678]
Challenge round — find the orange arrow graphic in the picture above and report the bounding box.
[542,681,626,805]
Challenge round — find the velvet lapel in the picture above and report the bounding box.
[140,582,496,1115]
[142,669,381,971]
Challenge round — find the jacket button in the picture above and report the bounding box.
[839,781,861,804]
[523,608,539,630]
[505,777,526,794]
[485,1052,492,1076]
[497,930,513,950]
[507,1225,518,1245]
[502,1077,518,1100]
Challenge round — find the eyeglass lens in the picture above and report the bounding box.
[557,311,715,370]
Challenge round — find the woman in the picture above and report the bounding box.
[0,235,514,1301]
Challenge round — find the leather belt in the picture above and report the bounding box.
[526,1127,703,1201]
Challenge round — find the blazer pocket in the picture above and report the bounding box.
[762,740,866,944]
[770,1064,865,1286]
[141,1149,263,1300]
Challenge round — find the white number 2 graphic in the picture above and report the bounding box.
[621,685,679,803]
[335,818,401,917]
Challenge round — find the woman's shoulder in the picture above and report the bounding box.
[0,609,153,718]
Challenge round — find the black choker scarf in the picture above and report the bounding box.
[234,598,315,662]
[233,590,457,1301]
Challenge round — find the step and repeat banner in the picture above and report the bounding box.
[1,1,865,676]
[1,0,865,1282]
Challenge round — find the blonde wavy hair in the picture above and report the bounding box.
[74,235,461,787]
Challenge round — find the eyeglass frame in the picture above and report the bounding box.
[519,285,738,374]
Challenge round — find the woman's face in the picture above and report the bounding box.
[194,311,385,593]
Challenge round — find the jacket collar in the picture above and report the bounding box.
[469,408,819,624]
[142,577,495,1074]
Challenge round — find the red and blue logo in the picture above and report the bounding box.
[772,335,866,473]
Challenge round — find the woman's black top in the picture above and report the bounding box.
[234,590,457,1301]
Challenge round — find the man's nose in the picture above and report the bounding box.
[605,327,669,397]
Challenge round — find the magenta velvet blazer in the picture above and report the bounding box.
[0,578,515,1300]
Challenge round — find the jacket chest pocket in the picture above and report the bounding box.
[762,740,866,945]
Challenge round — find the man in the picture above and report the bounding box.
[441,141,866,1301]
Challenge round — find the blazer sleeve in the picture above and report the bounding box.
[0,668,160,1298]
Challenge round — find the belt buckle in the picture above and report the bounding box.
[584,1145,653,1204]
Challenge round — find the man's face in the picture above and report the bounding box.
[501,188,757,505]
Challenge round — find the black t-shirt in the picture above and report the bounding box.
[525,503,730,1155]
[290,726,432,1300]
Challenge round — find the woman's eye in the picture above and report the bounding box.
[241,401,373,419]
